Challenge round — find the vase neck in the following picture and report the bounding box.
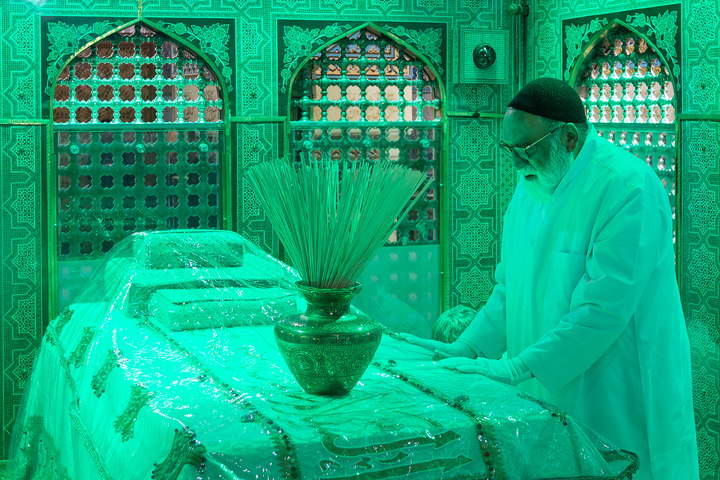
[297,283,361,323]
[304,302,351,320]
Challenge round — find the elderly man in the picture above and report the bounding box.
[405,78,698,479]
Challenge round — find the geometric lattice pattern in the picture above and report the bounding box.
[688,0,719,49]
[288,25,441,246]
[456,218,492,258]
[682,112,720,480]
[457,266,494,308]
[688,184,719,236]
[452,83,493,111]
[0,124,45,462]
[236,122,280,256]
[689,306,719,359]
[51,22,227,310]
[448,115,501,309]
[56,129,223,258]
[55,127,224,308]
[688,63,718,113]
[688,245,720,296]
[689,122,719,174]
[457,121,491,159]
[52,22,223,126]
[3,0,40,447]
[457,169,492,210]
[576,26,676,125]
[573,23,678,241]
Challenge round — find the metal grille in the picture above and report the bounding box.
[52,23,223,126]
[52,22,225,307]
[575,25,677,240]
[289,27,441,246]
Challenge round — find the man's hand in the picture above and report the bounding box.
[437,356,532,385]
[398,333,477,358]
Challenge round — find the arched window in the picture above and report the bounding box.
[571,22,677,241]
[286,24,444,335]
[51,21,227,310]
[288,25,442,246]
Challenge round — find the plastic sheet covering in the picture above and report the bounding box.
[9,230,638,480]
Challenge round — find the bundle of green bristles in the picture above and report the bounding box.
[246,159,432,289]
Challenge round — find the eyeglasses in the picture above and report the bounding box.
[499,123,565,162]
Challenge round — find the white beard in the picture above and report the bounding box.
[518,138,573,203]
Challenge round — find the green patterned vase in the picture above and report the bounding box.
[274,282,382,395]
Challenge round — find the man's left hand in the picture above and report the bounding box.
[437,357,532,386]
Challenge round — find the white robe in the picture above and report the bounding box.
[459,125,698,479]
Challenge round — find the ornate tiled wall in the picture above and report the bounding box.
[683,120,720,479]
[0,124,45,468]
[236,121,281,254]
[530,0,720,477]
[0,0,515,460]
[683,0,720,457]
[1,0,46,464]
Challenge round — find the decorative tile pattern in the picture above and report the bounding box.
[449,115,502,308]
[2,2,39,119]
[457,169,492,210]
[370,0,401,12]
[537,22,558,59]
[0,124,44,460]
[688,122,719,174]
[236,122,279,256]
[681,120,720,480]
[457,121,491,159]
[688,62,718,112]
[456,218,492,258]
[10,239,38,283]
[242,180,262,221]
[453,83,493,111]
[688,0,719,48]
[689,306,719,358]
[457,267,494,308]
[460,0,489,10]
[12,295,37,337]
[688,184,719,236]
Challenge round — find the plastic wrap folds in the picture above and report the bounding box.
[8,230,638,480]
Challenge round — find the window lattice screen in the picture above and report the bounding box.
[289,27,442,246]
[53,22,225,308]
[52,24,223,125]
[574,25,676,240]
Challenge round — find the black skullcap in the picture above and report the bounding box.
[508,77,587,124]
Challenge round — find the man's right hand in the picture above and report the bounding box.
[398,334,477,359]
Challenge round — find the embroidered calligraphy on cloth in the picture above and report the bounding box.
[8,231,637,480]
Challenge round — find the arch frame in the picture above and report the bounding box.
[45,17,232,317]
[283,21,451,309]
[566,18,679,95]
[564,13,681,276]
